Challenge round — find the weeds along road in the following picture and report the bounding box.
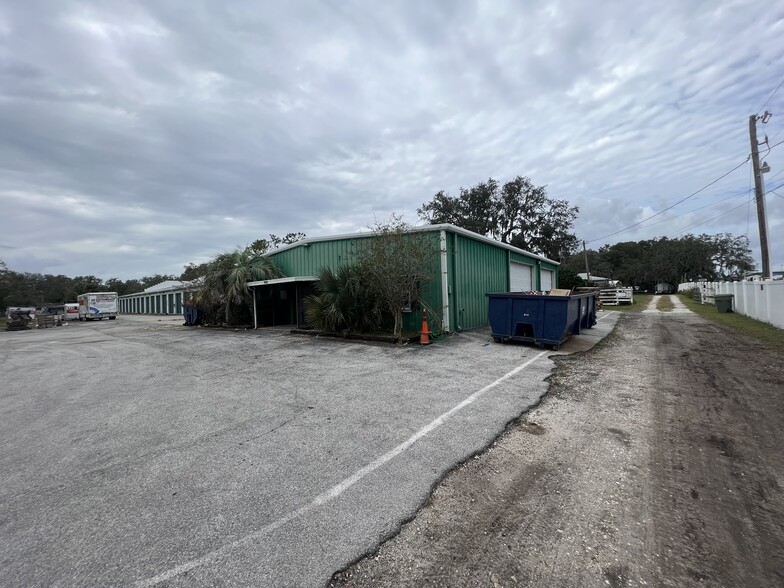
[333,303,784,587]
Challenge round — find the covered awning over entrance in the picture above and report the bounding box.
[247,276,316,329]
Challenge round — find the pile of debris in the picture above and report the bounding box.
[6,309,35,331]
[36,314,62,329]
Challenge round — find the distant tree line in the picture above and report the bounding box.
[0,233,307,311]
[0,261,180,310]
[560,233,754,290]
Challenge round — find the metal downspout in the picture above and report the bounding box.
[439,230,450,333]
[453,237,462,332]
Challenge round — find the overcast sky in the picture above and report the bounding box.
[2,1,783,279]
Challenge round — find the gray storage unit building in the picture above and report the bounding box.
[119,280,200,316]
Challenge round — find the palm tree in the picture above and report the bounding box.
[197,248,283,325]
[304,265,382,333]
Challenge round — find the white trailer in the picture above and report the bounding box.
[63,303,80,321]
[77,292,118,321]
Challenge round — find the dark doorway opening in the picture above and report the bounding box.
[251,279,315,328]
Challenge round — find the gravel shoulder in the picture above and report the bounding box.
[332,307,784,587]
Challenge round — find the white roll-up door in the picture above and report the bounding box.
[541,269,554,291]
[510,262,533,291]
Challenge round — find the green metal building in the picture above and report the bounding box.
[247,224,559,332]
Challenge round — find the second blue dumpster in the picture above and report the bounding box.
[486,291,597,350]
[183,303,203,326]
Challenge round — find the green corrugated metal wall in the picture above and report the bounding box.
[268,238,360,276]
[267,229,555,332]
[267,232,444,334]
[412,231,445,333]
[509,251,536,266]
[449,233,508,330]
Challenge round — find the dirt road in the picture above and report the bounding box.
[332,303,784,587]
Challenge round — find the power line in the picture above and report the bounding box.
[761,137,784,153]
[749,134,784,177]
[758,136,784,164]
[640,185,753,231]
[758,76,784,115]
[768,125,784,143]
[606,178,770,239]
[669,190,754,236]
[585,157,749,244]
[764,181,784,195]
[766,181,784,192]
[655,180,782,239]
[670,197,753,238]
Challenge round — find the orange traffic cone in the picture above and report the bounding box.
[420,309,431,345]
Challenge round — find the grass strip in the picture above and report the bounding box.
[657,296,675,312]
[678,294,784,355]
[604,293,652,312]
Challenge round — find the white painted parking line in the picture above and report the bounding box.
[136,350,549,587]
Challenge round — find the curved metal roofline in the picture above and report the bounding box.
[266,223,559,265]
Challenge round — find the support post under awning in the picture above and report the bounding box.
[253,287,257,329]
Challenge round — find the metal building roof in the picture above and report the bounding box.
[143,280,185,293]
[266,223,559,265]
[119,279,202,299]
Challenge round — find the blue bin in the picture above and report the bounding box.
[183,304,202,326]
[486,292,597,350]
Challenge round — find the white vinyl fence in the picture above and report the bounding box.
[679,280,784,329]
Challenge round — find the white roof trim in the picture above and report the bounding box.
[119,281,201,299]
[266,223,559,265]
[142,280,186,293]
[247,276,317,287]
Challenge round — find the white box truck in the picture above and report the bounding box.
[77,292,118,321]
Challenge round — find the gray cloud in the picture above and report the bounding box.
[1,0,784,278]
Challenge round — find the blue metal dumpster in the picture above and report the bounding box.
[486,292,597,350]
[183,303,202,326]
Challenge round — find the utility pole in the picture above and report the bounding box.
[582,240,591,283]
[749,113,771,278]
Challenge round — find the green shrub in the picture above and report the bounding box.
[304,265,383,333]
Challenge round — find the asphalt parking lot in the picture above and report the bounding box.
[0,313,617,587]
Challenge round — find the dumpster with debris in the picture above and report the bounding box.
[487,291,597,350]
[714,294,734,313]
